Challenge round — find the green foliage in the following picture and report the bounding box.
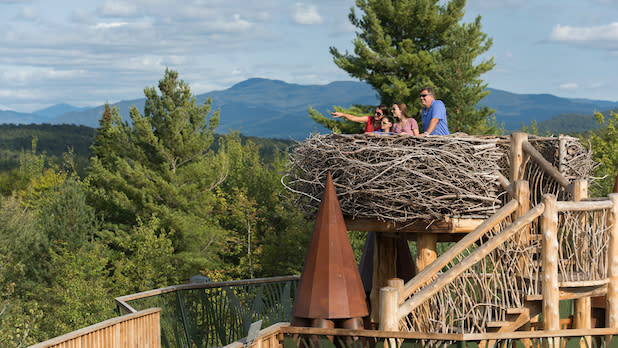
[475,115,505,135]
[329,0,495,133]
[0,123,94,174]
[37,243,114,340]
[0,70,314,344]
[0,252,42,347]
[214,133,312,278]
[586,110,618,196]
[111,217,178,294]
[88,69,225,279]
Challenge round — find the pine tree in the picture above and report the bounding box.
[329,0,495,133]
[88,69,225,277]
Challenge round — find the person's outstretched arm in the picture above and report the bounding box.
[331,112,370,123]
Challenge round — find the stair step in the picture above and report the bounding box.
[506,307,529,315]
[486,320,511,328]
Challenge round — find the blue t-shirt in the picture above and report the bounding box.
[421,99,450,135]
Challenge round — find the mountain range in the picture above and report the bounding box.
[1,78,616,139]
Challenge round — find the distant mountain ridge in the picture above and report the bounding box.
[1,78,616,139]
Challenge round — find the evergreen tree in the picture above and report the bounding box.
[328,0,495,133]
[88,68,225,278]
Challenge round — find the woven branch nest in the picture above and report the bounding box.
[283,133,594,222]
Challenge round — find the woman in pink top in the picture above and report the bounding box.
[391,102,419,135]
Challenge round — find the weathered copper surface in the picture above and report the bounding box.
[614,173,618,194]
[293,172,369,320]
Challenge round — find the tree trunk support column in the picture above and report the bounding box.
[510,132,528,183]
[416,233,437,273]
[572,180,591,348]
[607,193,618,328]
[542,194,560,332]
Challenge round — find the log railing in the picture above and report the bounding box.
[225,322,618,348]
[385,193,618,334]
[29,308,160,348]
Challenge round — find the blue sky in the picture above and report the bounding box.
[1,0,618,112]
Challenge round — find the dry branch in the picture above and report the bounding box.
[284,133,594,222]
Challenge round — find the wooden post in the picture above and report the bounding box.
[607,193,618,328]
[379,286,399,331]
[510,132,528,183]
[416,233,437,273]
[541,194,560,331]
[371,234,398,324]
[379,285,399,348]
[513,180,531,275]
[572,180,591,347]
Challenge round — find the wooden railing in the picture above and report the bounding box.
[225,322,618,348]
[384,192,618,334]
[29,308,160,348]
[115,275,299,348]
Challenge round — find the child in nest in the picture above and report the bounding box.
[371,115,394,136]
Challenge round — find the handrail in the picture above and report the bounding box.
[29,308,161,348]
[115,275,300,313]
[556,199,613,212]
[398,202,545,320]
[399,199,519,302]
[225,322,618,347]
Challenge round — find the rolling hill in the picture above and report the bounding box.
[1,78,616,139]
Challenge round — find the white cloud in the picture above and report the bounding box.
[92,21,129,29]
[99,1,137,17]
[207,14,253,32]
[291,3,323,25]
[1,67,85,85]
[470,0,527,9]
[19,6,39,20]
[559,82,578,90]
[0,88,36,99]
[549,22,618,43]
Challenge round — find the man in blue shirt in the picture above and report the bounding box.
[419,87,450,136]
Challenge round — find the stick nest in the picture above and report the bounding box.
[283,133,594,222]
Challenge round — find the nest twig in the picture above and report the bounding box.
[283,133,595,222]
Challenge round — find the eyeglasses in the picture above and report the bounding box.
[420,94,432,98]
[381,120,391,124]
[375,111,383,116]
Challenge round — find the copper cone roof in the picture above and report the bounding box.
[293,172,369,319]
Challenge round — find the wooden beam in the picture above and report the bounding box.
[344,217,483,234]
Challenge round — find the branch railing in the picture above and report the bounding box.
[383,193,618,334]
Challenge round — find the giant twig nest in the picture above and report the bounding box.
[283,133,594,222]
